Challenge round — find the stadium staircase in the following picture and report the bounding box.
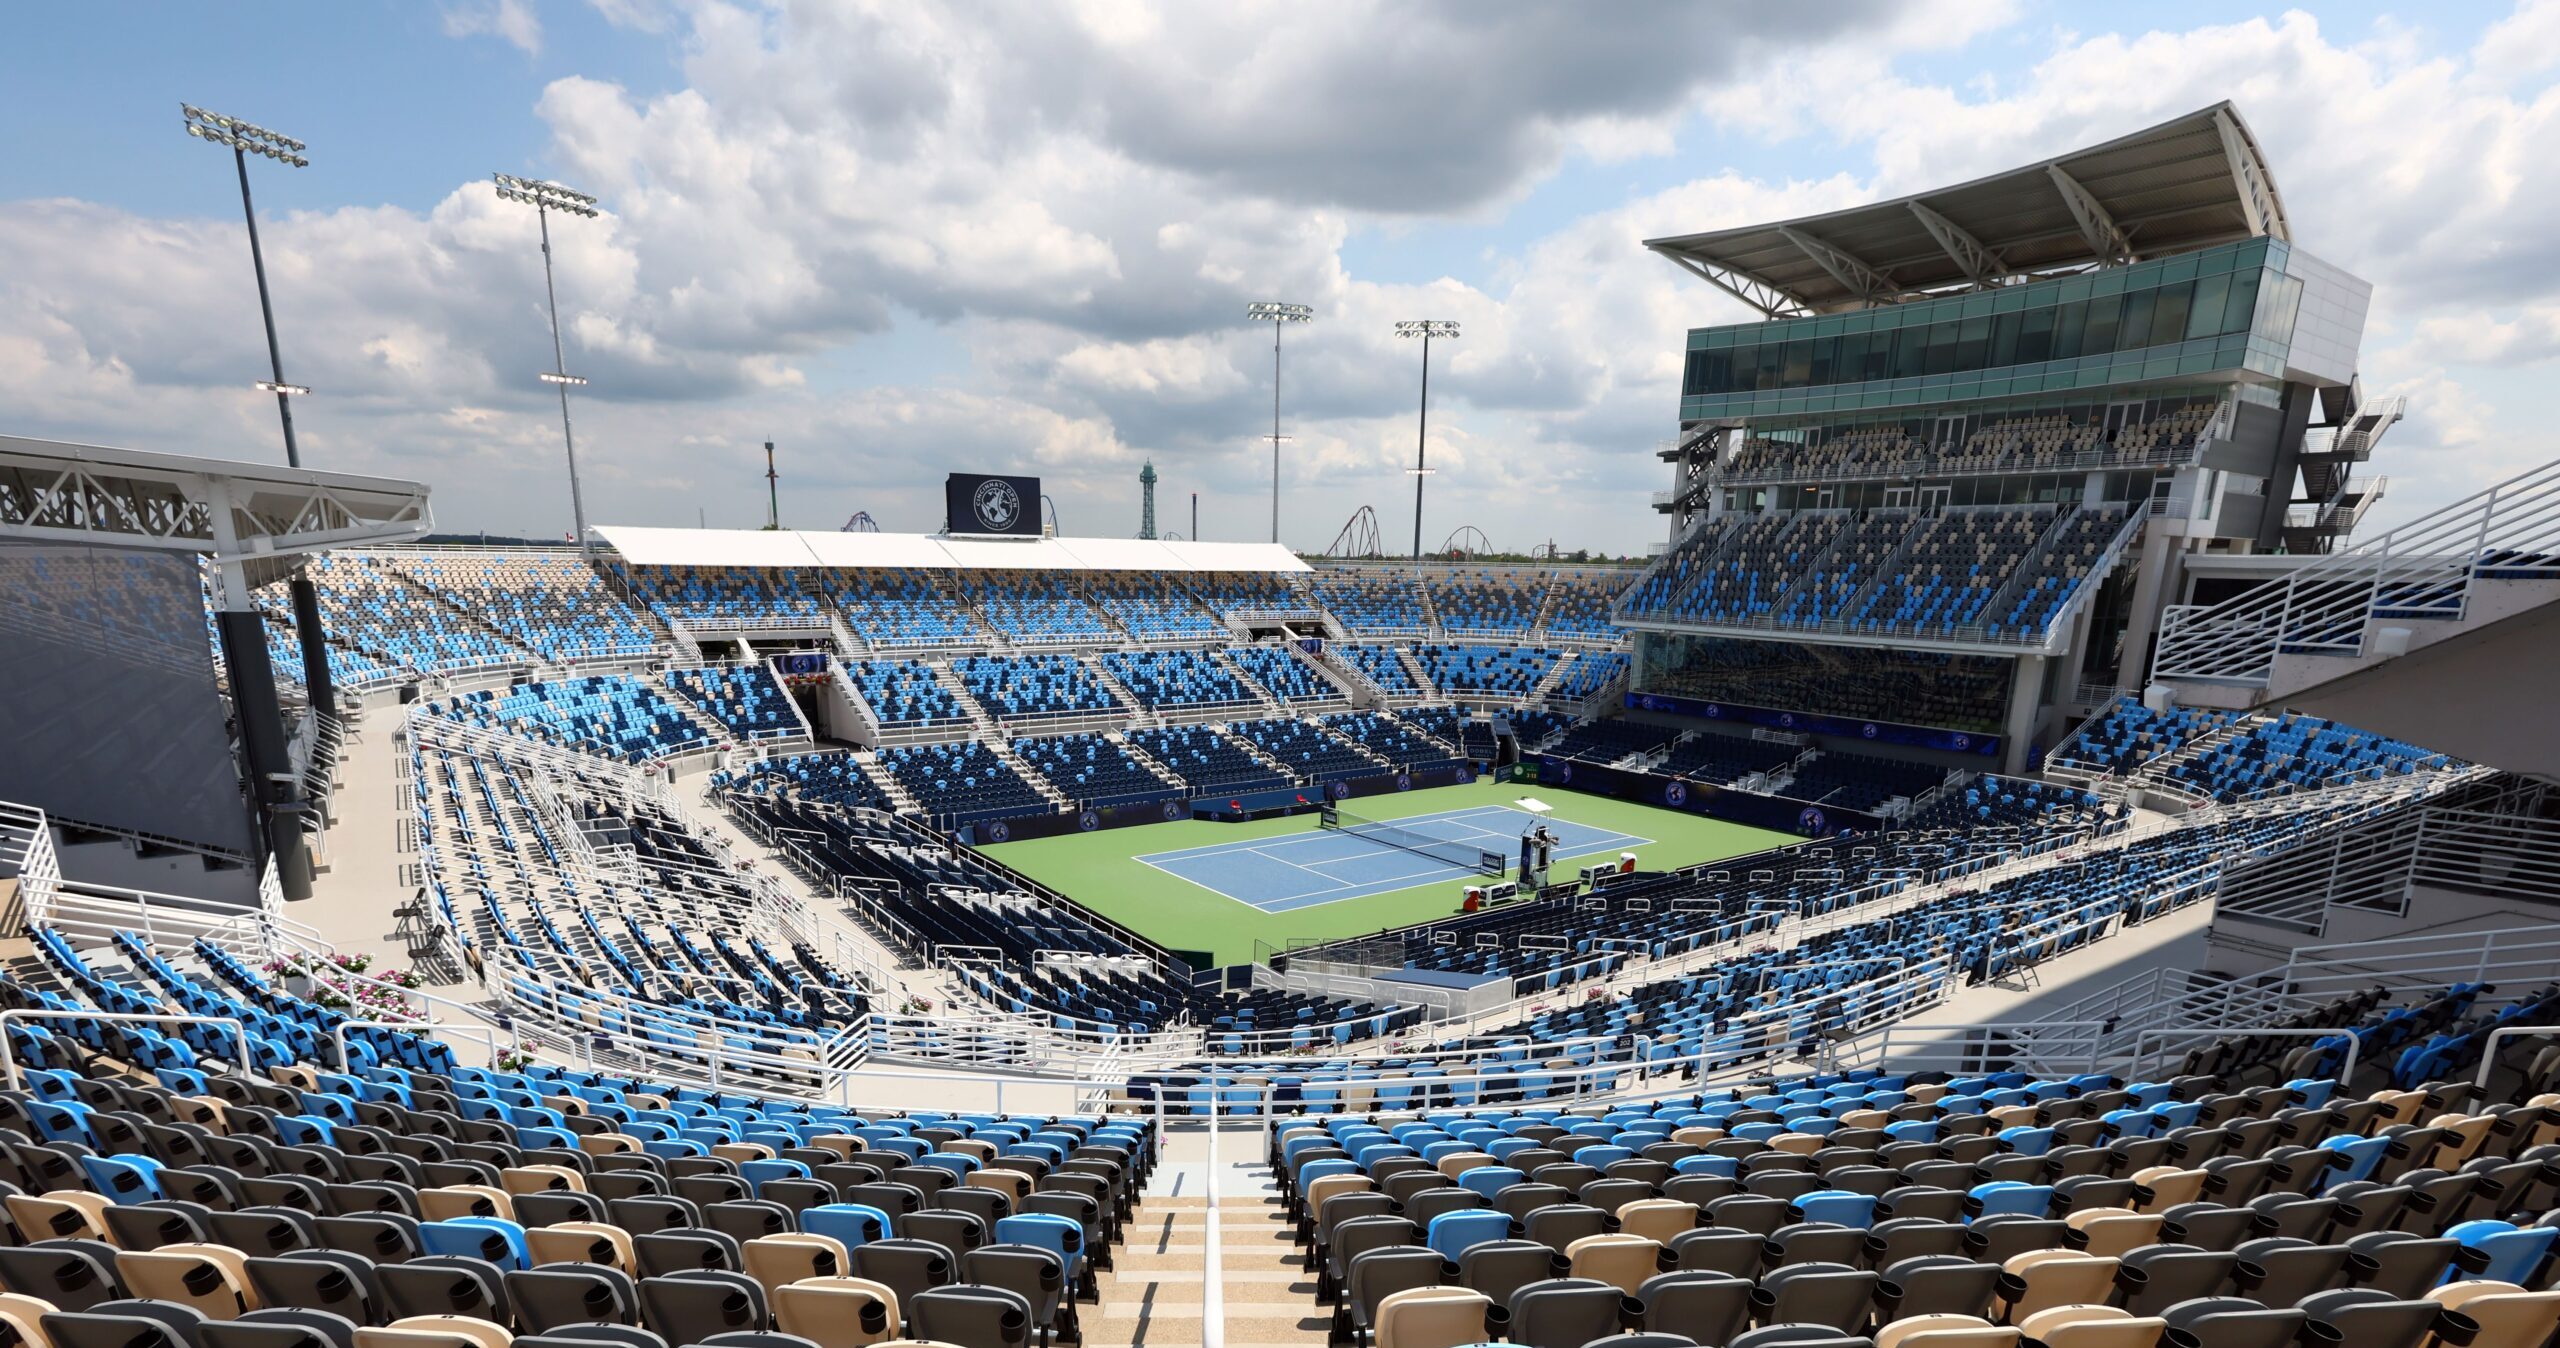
[924,656,1005,738]
[997,739,1075,810]
[2126,715,2259,806]
[1297,643,1385,707]
[2152,455,2560,761]
[1216,723,1297,782]
[825,609,866,658]
[1207,648,1289,714]
[1086,1155,1305,1348]
[374,562,553,673]
[1391,646,1438,699]
[1111,729,1190,792]
[1315,719,1394,773]
[1080,655,1158,730]
[851,749,923,814]
[1525,650,1577,704]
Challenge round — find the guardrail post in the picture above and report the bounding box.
[2473,1025,2560,1096]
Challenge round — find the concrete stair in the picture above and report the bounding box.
[1081,655,1158,729]
[1112,730,1191,793]
[1208,648,1289,715]
[1088,1164,1321,1348]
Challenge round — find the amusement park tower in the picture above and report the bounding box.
[1139,460,1159,539]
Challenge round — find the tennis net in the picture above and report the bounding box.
[1318,803,1506,876]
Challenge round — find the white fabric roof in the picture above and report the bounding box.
[594,525,1310,574]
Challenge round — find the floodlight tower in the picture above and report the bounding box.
[493,173,601,554]
[1394,319,1460,560]
[179,103,321,894]
[1247,302,1312,544]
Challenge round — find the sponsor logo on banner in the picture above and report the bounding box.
[971,478,1023,531]
[1077,809,1100,831]
[1861,723,1879,739]
[1394,773,1413,791]
[1161,800,1184,821]
[986,820,1011,843]
[1797,807,1827,834]
[1665,781,1688,806]
[1554,761,1573,783]
[1329,780,1352,799]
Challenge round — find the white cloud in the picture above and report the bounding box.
[10,3,2560,549]
[443,0,544,56]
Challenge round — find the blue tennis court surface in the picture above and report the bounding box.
[1137,805,1650,913]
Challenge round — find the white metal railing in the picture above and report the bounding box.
[0,801,60,928]
[2281,922,2560,1006]
[2154,453,2560,684]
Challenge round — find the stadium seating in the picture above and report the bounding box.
[664,663,802,741]
[1226,644,1344,705]
[1100,648,1255,709]
[952,653,1124,721]
[960,572,1112,643]
[845,656,967,726]
[2156,711,2451,804]
[292,555,531,675]
[825,569,978,647]
[1900,772,2111,831]
[1650,639,2015,735]
[386,552,660,661]
[617,564,826,628]
[1126,724,1292,795]
[431,675,715,763]
[1775,510,1912,628]
[876,740,1051,824]
[1545,719,1679,764]
[1655,728,1799,784]
[722,749,895,810]
[1339,643,1426,697]
[1429,570,1547,636]
[1085,574,1226,640]
[1993,504,2130,638]
[1550,649,1629,702]
[1227,716,1380,784]
[1541,568,1633,639]
[1313,571,1429,634]
[1851,508,2056,637]
[1722,403,2221,482]
[2049,698,2238,775]
[1782,749,1949,812]
[1321,711,1468,773]
[1412,644,1563,699]
[1013,731,1181,808]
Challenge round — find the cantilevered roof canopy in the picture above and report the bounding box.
[1646,102,2289,317]
[0,433,432,561]
[594,524,1311,574]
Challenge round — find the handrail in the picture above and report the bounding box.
[2472,1024,2560,1094]
[1204,1091,1225,1348]
[331,1017,500,1073]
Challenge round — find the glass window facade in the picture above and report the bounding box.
[1678,239,2308,421]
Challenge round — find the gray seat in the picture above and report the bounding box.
[1504,1277,1628,1348]
[1632,1271,1749,1344]
[2158,1295,2308,1348]
[1338,1246,1449,1348]
[962,1245,1072,1348]
[0,1240,124,1312]
[1873,1254,1999,1322]
[908,1284,1035,1348]
[638,1269,769,1345]
[199,1310,361,1348]
[506,1265,641,1335]
[1750,1262,1877,1334]
[43,1303,209,1348]
[847,1237,956,1311]
[377,1254,510,1324]
[244,1253,382,1327]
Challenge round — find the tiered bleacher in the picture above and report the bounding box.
[1099,649,1254,709]
[1339,644,1426,697]
[1656,728,1798,784]
[2156,712,2453,804]
[1321,711,1468,774]
[2050,699,2240,776]
[875,741,1049,825]
[1227,716,1380,785]
[1084,574,1224,641]
[1411,644,1562,700]
[959,573,1111,644]
[665,664,801,742]
[1227,645,1343,705]
[1549,650,1628,702]
[1545,719,1678,765]
[1313,571,1428,635]
[951,654,1123,722]
[1429,571,1546,637]
[1782,749,1948,812]
[386,552,660,662]
[1011,732,1180,809]
[826,570,977,647]
[1541,569,1632,640]
[1648,639,2014,735]
[430,675,715,763]
[617,565,826,628]
[846,657,967,726]
[291,555,530,676]
[1124,724,1290,796]
[1850,507,2056,638]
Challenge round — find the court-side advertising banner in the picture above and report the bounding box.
[945,473,1042,536]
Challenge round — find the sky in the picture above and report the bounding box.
[3,0,2553,554]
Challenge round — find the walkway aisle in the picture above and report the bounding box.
[1087,1123,1326,1348]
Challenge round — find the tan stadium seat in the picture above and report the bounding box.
[1373,1285,1493,1348]
[2428,1281,2560,1348]
[964,1169,1030,1204]
[115,1243,259,1319]
[0,1293,52,1348]
[1564,1232,1661,1293]
[1877,1313,2022,1348]
[1435,1152,1497,1180]
[2129,1167,2207,1213]
[7,1193,113,1245]
[525,1221,633,1271]
[356,1317,514,1348]
[2063,1208,2161,1259]
[500,1165,587,1196]
[1615,1199,1701,1245]
[1997,1251,2119,1322]
[745,1233,852,1296]
[2016,1306,2164,1348]
[575,1133,642,1157]
[776,1277,902,1348]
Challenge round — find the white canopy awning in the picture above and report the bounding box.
[594,525,1313,574]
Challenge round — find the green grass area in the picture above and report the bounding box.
[980,778,1793,966]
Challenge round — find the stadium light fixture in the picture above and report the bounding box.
[182,104,310,468]
[1393,319,1460,560]
[1247,301,1313,545]
[494,171,602,554]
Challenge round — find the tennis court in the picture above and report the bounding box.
[1136,805,1648,912]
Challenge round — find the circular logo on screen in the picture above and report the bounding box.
[985,820,1011,843]
[1077,809,1100,832]
[1554,762,1574,783]
[1861,723,1879,740]
[1329,780,1352,799]
[1162,800,1185,821]
[1951,733,1973,751]
[971,479,1023,531]
[1778,713,1797,729]
[1395,773,1413,792]
[1665,781,1689,806]
[1797,807,1827,834]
